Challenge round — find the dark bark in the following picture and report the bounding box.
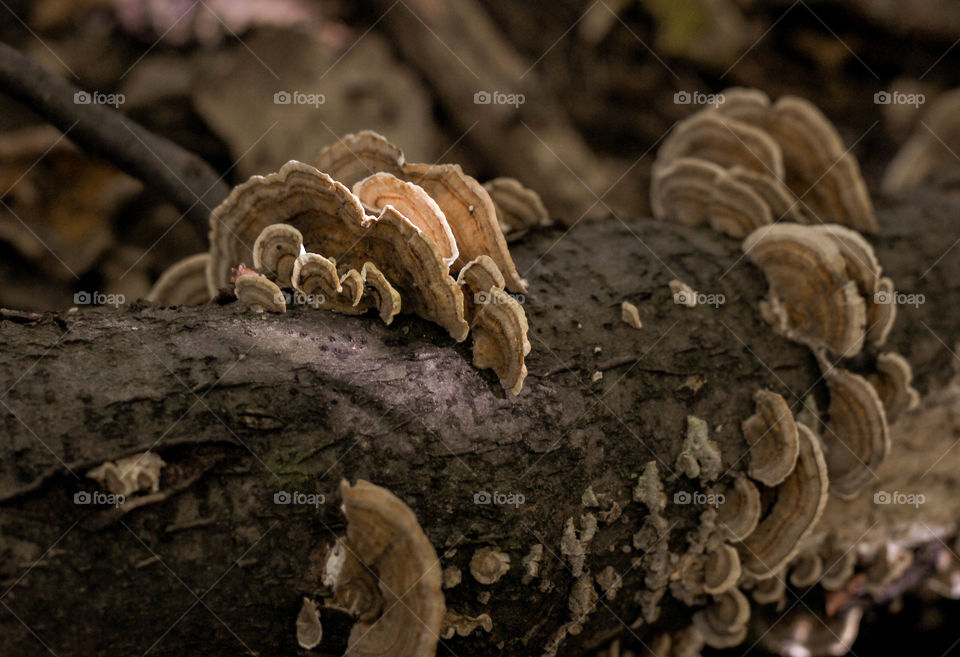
[1,188,960,656]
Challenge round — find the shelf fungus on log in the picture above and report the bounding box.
[703,544,742,595]
[482,177,551,241]
[252,223,303,288]
[153,134,537,392]
[812,223,893,348]
[742,390,800,487]
[206,162,469,340]
[867,276,897,347]
[651,157,772,238]
[353,172,459,267]
[716,474,761,541]
[145,253,211,306]
[788,549,824,588]
[727,166,806,223]
[313,130,405,188]
[653,87,877,236]
[692,587,751,649]
[715,88,877,233]
[234,273,285,313]
[821,367,890,500]
[739,425,829,579]
[742,223,866,358]
[327,479,445,657]
[292,252,342,300]
[457,255,530,395]
[315,131,527,294]
[868,352,920,424]
[750,572,787,606]
[656,112,785,178]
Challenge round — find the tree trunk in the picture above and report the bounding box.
[2,187,960,657]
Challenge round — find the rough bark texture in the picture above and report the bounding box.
[2,187,960,656]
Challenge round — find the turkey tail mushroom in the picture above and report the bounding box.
[331,479,445,657]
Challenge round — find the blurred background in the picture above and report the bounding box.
[1,3,960,651]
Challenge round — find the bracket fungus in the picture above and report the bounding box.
[715,88,876,233]
[740,424,829,579]
[750,572,787,605]
[292,252,341,300]
[743,223,866,358]
[315,131,527,294]
[234,273,285,313]
[457,255,531,395]
[144,132,538,393]
[469,547,511,585]
[353,173,459,267]
[656,112,785,178]
[252,223,303,288]
[703,544,742,595]
[330,479,444,657]
[742,390,800,487]
[821,367,890,499]
[207,162,469,340]
[692,587,750,649]
[313,130,405,189]
[651,157,772,238]
[145,252,210,306]
[868,352,920,424]
[788,550,824,588]
[483,177,551,241]
[654,87,877,237]
[716,474,761,541]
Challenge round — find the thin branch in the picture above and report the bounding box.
[0,40,230,231]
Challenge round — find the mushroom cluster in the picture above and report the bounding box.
[741,222,917,499]
[633,92,923,657]
[321,479,445,657]
[147,131,542,394]
[652,87,877,237]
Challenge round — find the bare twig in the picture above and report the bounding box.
[0,40,230,230]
